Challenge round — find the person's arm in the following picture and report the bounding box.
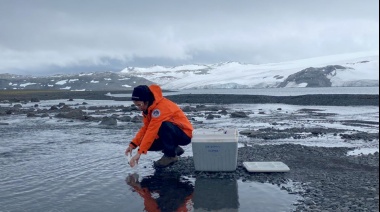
[126,115,148,167]
[137,107,169,155]
[129,114,163,167]
[130,115,149,147]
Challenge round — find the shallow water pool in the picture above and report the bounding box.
[0,117,298,212]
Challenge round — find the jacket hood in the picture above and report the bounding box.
[149,84,164,104]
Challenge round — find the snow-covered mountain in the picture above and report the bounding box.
[121,51,379,89]
[0,51,378,91]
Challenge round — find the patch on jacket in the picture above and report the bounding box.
[152,109,161,118]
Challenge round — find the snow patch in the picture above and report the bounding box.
[20,83,37,87]
[55,80,68,85]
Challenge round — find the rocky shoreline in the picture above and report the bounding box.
[167,94,380,106]
[1,90,379,211]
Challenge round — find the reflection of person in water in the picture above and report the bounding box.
[126,171,194,212]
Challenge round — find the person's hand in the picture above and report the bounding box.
[129,153,141,168]
[125,146,134,157]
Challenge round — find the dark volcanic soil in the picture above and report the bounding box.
[0,90,378,106]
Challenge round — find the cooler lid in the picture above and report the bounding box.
[243,162,290,172]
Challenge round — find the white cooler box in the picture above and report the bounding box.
[192,129,238,172]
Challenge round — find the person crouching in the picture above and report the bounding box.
[125,84,193,168]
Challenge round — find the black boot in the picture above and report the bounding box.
[154,155,178,168]
[175,146,184,156]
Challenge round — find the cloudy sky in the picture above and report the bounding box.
[1,0,378,76]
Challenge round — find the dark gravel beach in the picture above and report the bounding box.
[1,90,379,211]
[166,145,379,212]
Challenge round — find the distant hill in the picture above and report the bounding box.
[0,51,378,91]
[0,72,153,91]
[121,51,379,89]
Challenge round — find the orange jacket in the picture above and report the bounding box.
[130,85,193,155]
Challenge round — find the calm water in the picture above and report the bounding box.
[167,87,379,96]
[108,87,379,98]
[0,115,298,212]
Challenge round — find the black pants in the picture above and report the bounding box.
[148,122,191,157]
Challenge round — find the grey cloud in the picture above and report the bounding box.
[0,0,378,75]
